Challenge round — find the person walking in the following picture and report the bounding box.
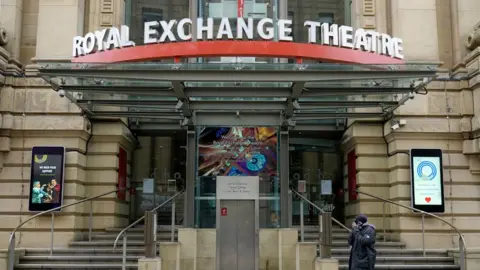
[348,214,377,270]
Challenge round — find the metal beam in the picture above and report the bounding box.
[280,131,289,227]
[91,111,183,119]
[291,125,345,131]
[171,81,187,99]
[77,99,178,107]
[193,111,283,126]
[291,82,305,99]
[301,87,416,97]
[184,130,196,228]
[294,112,385,120]
[130,123,183,131]
[190,100,287,111]
[60,85,174,96]
[184,87,292,98]
[297,101,399,108]
[40,69,436,82]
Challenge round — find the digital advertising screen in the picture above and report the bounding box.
[410,148,445,213]
[28,146,66,212]
[197,127,278,178]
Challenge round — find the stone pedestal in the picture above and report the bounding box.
[138,257,162,270]
[315,258,339,270]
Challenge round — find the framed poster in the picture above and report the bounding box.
[197,127,278,177]
[28,146,66,212]
[410,148,445,213]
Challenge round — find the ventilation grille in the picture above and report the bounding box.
[101,0,114,13]
[363,0,375,16]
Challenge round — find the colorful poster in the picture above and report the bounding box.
[29,146,65,212]
[197,127,278,177]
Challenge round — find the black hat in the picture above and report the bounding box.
[355,214,368,224]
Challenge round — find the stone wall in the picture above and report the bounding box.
[0,44,136,248]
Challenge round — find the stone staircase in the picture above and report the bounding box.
[14,225,459,269]
[298,226,459,270]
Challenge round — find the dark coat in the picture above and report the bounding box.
[348,224,377,270]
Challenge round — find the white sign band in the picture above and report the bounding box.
[73,17,404,60]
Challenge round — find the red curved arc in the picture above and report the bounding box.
[72,41,405,64]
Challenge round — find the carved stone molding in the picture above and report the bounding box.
[0,28,8,46]
[466,22,480,50]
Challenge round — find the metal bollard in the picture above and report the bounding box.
[319,212,332,259]
[144,211,158,258]
[88,200,93,242]
[171,199,176,242]
[7,234,15,270]
[300,199,304,242]
[50,212,55,256]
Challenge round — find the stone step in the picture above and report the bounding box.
[338,265,459,269]
[15,264,459,270]
[334,256,455,265]
[18,256,455,268]
[23,247,451,260]
[15,264,137,269]
[68,240,405,248]
[91,232,177,241]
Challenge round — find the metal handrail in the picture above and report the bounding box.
[112,189,184,270]
[7,188,121,270]
[356,189,466,270]
[291,189,351,233]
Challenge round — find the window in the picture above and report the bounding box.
[142,8,163,36]
[318,12,334,25]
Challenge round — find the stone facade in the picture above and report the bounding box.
[339,0,480,250]
[0,0,480,251]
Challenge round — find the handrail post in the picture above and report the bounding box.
[50,212,55,256]
[288,190,292,227]
[7,234,15,270]
[145,210,157,258]
[421,214,426,257]
[171,197,176,242]
[459,235,466,270]
[319,212,332,259]
[122,233,127,270]
[382,202,386,242]
[300,198,304,242]
[88,200,93,241]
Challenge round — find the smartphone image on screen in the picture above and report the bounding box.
[409,148,445,213]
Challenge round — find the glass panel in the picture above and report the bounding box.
[39,62,439,74]
[198,0,279,64]
[260,199,281,228]
[127,0,190,63]
[289,137,343,226]
[185,82,291,88]
[195,176,216,228]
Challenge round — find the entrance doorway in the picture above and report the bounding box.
[216,176,259,270]
[289,130,345,225]
[130,132,187,224]
[217,200,256,270]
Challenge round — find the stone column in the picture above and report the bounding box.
[0,0,23,59]
[86,122,136,229]
[34,0,85,60]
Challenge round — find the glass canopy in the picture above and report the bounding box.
[38,62,438,132]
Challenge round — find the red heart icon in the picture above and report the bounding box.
[425,197,431,203]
